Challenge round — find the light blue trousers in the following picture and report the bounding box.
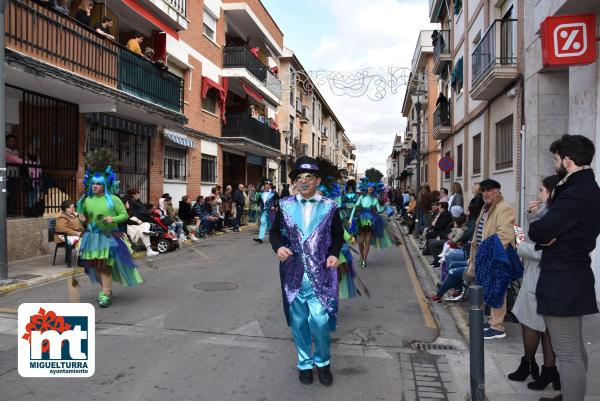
[258,211,268,240]
[289,273,331,370]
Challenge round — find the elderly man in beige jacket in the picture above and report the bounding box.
[465,178,516,340]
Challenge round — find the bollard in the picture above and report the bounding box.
[469,284,485,401]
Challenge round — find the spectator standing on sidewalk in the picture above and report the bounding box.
[464,179,516,340]
[529,134,600,401]
[508,175,561,391]
[232,183,245,232]
[468,182,484,218]
[417,184,436,234]
[448,182,464,208]
[242,186,250,226]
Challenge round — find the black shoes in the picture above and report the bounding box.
[528,366,561,390]
[316,365,333,386]
[253,238,263,243]
[298,368,313,385]
[508,356,539,381]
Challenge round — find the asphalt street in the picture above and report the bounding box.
[0,228,469,401]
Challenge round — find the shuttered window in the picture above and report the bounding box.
[472,134,481,175]
[457,144,463,178]
[495,116,513,170]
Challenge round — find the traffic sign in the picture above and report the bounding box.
[541,14,597,67]
[438,156,454,172]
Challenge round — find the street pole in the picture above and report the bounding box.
[284,137,288,183]
[413,98,422,240]
[0,0,8,280]
[469,285,485,400]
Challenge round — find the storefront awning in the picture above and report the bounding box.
[86,113,156,137]
[164,130,195,148]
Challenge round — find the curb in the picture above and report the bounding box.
[405,235,471,342]
[1,223,259,295]
[0,268,84,295]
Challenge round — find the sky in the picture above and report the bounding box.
[262,0,436,175]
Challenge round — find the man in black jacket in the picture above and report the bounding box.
[422,202,452,255]
[127,189,152,223]
[529,134,600,401]
[232,183,245,232]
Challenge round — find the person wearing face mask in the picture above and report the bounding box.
[269,156,344,387]
[529,134,600,401]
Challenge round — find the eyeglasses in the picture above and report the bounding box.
[296,174,317,182]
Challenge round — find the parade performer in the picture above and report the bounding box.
[349,168,392,268]
[77,149,143,307]
[340,179,358,232]
[270,156,344,386]
[253,178,279,244]
[314,157,361,300]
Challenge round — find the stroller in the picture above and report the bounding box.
[149,209,179,253]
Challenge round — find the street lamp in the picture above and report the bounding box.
[410,91,424,240]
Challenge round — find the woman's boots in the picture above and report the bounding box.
[508,356,539,381]
[528,366,561,390]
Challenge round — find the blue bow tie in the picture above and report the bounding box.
[300,198,317,204]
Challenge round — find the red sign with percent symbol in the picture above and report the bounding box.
[438,156,454,172]
[540,13,597,67]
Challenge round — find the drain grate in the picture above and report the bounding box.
[193,281,238,291]
[407,341,456,351]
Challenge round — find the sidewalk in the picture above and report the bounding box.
[0,223,257,295]
[405,234,600,401]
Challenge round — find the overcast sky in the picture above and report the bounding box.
[262,0,436,175]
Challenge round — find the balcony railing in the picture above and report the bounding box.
[223,113,281,151]
[165,0,186,16]
[5,0,184,113]
[118,50,183,112]
[472,19,517,85]
[223,46,282,99]
[433,30,450,61]
[433,102,451,127]
[5,0,119,86]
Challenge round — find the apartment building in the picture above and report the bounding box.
[401,30,441,192]
[3,0,284,260]
[278,49,355,185]
[521,0,600,296]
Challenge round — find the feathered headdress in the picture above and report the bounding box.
[316,157,342,200]
[358,168,385,196]
[78,148,120,211]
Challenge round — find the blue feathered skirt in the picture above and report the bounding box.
[351,209,392,249]
[79,228,143,287]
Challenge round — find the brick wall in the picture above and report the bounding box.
[149,135,165,206]
[187,142,202,198]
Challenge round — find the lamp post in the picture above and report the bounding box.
[411,92,423,240]
[282,130,291,184]
[1,0,8,280]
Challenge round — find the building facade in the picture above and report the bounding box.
[4,0,355,261]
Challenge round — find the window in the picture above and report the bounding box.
[454,0,462,15]
[203,9,217,41]
[289,68,296,106]
[444,151,451,180]
[202,88,218,114]
[451,57,464,96]
[456,144,462,177]
[472,134,481,175]
[164,146,187,181]
[201,154,217,183]
[495,116,513,170]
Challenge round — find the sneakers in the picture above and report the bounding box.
[190,234,200,242]
[425,294,442,303]
[146,249,159,257]
[359,260,367,269]
[445,290,463,302]
[484,328,506,339]
[96,291,112,308]
[178,234,188,242]
[253,238,263,243]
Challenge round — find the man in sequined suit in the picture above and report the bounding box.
[270,156,344,386]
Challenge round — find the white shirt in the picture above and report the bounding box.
[296,193,322,232]
[261,190,271,205]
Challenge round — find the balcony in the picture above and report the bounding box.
[433,30,451,75]
[5,0,184,113]
[222,46,282,104]
[142,0,187,30]
[299,107,309,124]
[471,19,518,100]
[432,102,452,141]
[221,113,281,156]
[118,50,183,112]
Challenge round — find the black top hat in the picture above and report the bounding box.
[260,177,273,187]
[289,156,320,180]
[479,179,501,190]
